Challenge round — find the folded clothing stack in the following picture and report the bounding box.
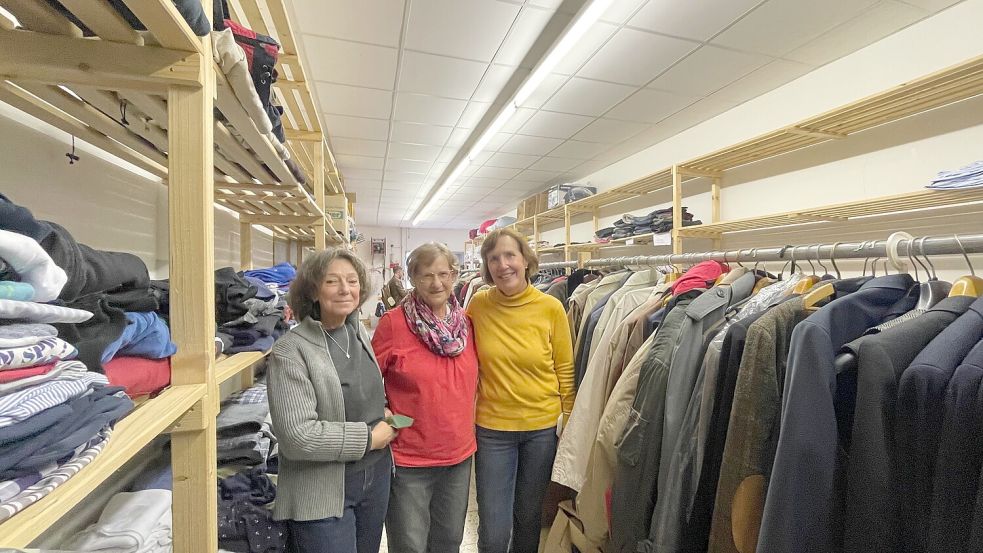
[596,207,701,240]
[68,489,173,553]
[218,467,287,553]
[926,159,983,190]
[243,262,297,293]
[217,390,276,468]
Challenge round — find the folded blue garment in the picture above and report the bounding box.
[101,312,177,364]
[0,282,34,301]
[243,276,275,300]
[243,263,296,287]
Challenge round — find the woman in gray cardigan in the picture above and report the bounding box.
[267,248,397,553]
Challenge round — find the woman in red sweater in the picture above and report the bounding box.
[371,242,479,553]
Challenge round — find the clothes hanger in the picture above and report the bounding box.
[948,234,983,297]
[913,236,950,309]
[801,245,839,310]
[751,248,776,295]
[792,245,821,294]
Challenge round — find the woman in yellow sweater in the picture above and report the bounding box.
[466,228,575,553]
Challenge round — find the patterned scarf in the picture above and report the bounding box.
[402,290,469,357]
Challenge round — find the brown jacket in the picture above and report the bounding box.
[381,276,407,310]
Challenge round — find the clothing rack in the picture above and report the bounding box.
[537,233,983,270]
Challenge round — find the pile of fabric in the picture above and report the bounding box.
[243,262,296,294]
[218,466,287,553]
[0,195,146,522]
[217,380,277,469]
[926,159,983,190]
[594,207,700,241]
[67,489,173,553]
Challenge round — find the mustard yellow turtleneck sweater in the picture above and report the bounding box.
[466,283,575,431]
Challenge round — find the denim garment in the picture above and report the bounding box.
[475,426,557,553]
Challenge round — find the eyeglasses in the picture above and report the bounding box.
[416,271,457,284]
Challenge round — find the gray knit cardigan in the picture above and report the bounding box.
[266,314,383,521]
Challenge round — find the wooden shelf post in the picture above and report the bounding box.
[166,17,217,553]
[671,166,683,256]
[240,221,252,270]
[711,176,721,250]
[564,204,572,272]
[313,143,327,250]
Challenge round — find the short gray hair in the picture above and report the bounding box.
[288,248,369,322]
[407,242,459,282]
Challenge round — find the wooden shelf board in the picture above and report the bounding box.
[608,232,673,246]
[216,351,269,385]
[0,384,206,547]
[676,188,983,237]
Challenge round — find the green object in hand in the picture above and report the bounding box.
[385,414,414,429]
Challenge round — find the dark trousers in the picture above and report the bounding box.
[475,426,557,553]
[287,455,392,553]
[385,457,473,553]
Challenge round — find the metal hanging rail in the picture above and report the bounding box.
[537,233,983,270]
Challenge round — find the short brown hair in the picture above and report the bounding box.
[407,242,459,283]
[288,248,370,321]
[479,228,538,286]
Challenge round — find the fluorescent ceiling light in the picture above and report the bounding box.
[411,0,612,227]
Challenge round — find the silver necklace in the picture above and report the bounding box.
[322,325,350,359]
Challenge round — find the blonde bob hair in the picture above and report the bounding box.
[479,228,539,286]
[288,248,370,321]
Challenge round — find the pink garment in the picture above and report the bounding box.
[478,219,497,234]
[671,261,730,295]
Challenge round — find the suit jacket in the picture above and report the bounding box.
[758,274,916,553]
[841,295,975,553]
[381,276,407,309]
[894,294,983,553]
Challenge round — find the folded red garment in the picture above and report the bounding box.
[103,356,171,397]
[671,260,731,296]
[0,362,57,383]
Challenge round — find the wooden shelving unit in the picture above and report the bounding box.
[0,1,313,549]
[508,53,983,265]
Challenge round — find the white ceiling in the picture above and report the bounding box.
[287,0,961,229]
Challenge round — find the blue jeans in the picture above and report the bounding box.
[287,455,392,553]
[475,426,558,553]
[386,457,473,553]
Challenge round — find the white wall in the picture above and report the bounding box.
[536,0,983,277]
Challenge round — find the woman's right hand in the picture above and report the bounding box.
[370,420,397,450]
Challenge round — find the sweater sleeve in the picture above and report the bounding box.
[267,348,370,463]
[371,312,395,378]
[550,300,576,414]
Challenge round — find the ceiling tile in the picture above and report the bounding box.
[473,165,522,179]
[713,58,815,104]
[330,137,388,158]
[530,157,582,172]
[649,95,739,136]
[438,148,459,163]
[387,142,441,162]
[303,36,397,90]
[784,1,927,66]
[291,0,404,47]
[336,154,385,170]
[324,114,390,141]
[465,177,508,190]
[390,122,453,146]
[393,93,467,126]
[553,22,619,75]
[607,88,698,124]
[398,51,488,99]
[648,45,771,97]
[898,0,961,9]
[501,107,537,133]
[382,172,427,185]
[569,159,611,179]
[542,78,636,117]
[485,133,512,152]
[573,118,648,144]
[486,152,540,169]
[340,168,384,180]
[600,0,649,24]
[628,0,762,42]
[517,73,568,109]
[446,128,472,148]
[494,7,565,66]
[405,0,521,62]
[518,111,594,139]
[318,83,393,119]
[516,169,561,182]
[344,178,383,190]
[499,134,564,156]
[578,28,698,86]
[548,140,610,159]
[386,158,433,172]
[712,0,879,57]
[470,150,493,166]
[474,64,527,103]
[458,102,493,129]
